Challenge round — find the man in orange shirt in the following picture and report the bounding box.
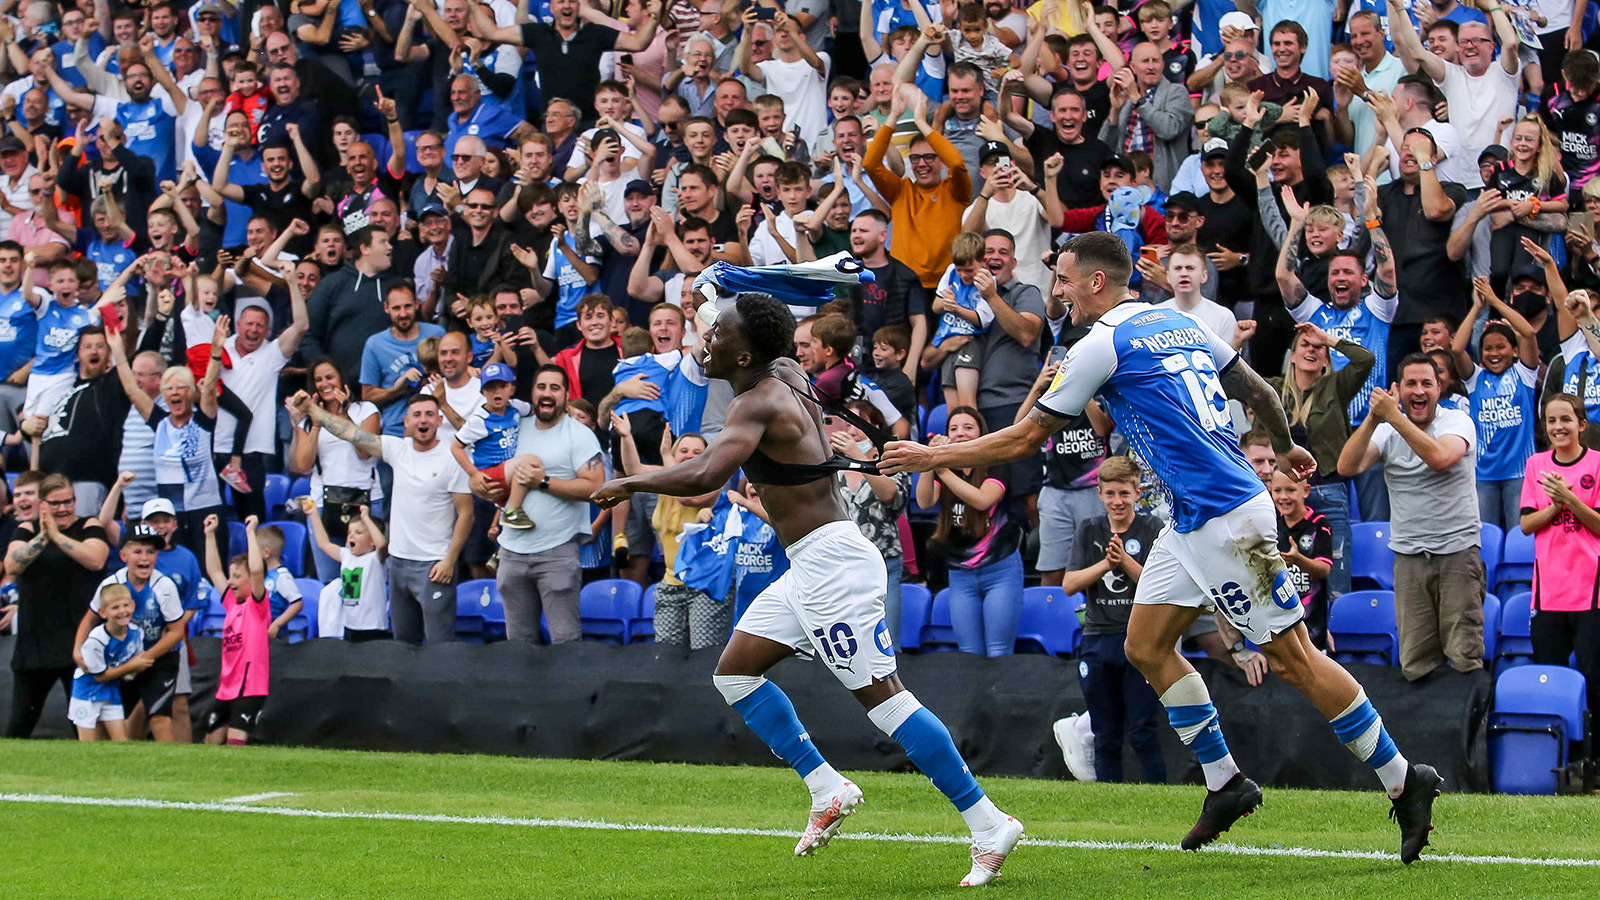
[863,87,972,290]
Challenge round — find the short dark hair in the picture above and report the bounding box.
[982,228,1016,250]
[679,163,718,189]
[854,208,889,228]
[725,108,759,131]
[811,313,856,361]
[0,240,21,256]
[677,215,712,238]
[405,393,440,411]
[1061,231,1132,289]
[1270,20,1307,47]
[947,61,985,85]
[534,363,569,388]
[1566,48,1600,90]
[1397,352,1440,379]
[734,293,796,365]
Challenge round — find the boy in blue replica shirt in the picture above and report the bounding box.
[255,524,304,639]
[20,255,98,418]
[70,584,151,741]
[451,362,533,529]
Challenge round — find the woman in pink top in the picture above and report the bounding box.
[1520,393,1600,715]
[201,514,270,746]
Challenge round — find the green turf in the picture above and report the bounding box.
[2,741,1595,899]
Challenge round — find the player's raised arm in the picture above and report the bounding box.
[593,407,763,506]
[880,407,1064,474]
[1218,356,1316,481]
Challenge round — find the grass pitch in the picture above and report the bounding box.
[2,741,1595,899]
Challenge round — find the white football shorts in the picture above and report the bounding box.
[68,696,127,729]
[1135,493,1305,645]
[735,520,897,690]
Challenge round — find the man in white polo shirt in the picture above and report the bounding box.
[293,391,473,644]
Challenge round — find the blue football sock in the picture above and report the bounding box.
[730,680,826,778]
[1161,672,1240,791]
[891,708,985,812]
[1330,690,1408,795]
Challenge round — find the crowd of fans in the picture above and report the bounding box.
[0,0,1596,766]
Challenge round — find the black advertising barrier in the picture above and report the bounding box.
[0,636,1491,792]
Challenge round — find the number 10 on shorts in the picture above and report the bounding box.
[812,623,858,663]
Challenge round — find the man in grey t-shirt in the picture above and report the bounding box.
[1337,353,1485,681]
[479,365,605,644]
[954,229,1047,496]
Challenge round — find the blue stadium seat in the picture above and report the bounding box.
[1347,479,1361,524]
[1482,593,1501,663]
[402,128,425,174]
[920,589,958,652]
[898,583,932,652]
[198,595,227,637]
[361,133,394,170]
[457,579,498,643]
[630,584,656,643]
[1015,586,1080,656]
[1328,590,1398,666]
[271,521,308,576]
[294,578,323,639]
[1349,522,1394,590]
[925,404,949,440]
[1479,522,1503,592]
[581,579,642,644]
[1497,527,1535,598]
[227,520,246,559]
[1490,665,1588,794]
[1497,591,1534,669]
[289,476,312,502]
[264,474,291,521]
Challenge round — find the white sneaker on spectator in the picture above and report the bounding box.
[1053,713,1097,782]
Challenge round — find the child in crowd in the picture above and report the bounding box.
[1451,278,1542,531]
[1419,313,1458,352]
[866,324,918,430]
[20,255,97,418]
[306,502,389,641]
[1135,1,1192,87]
[1060,455,1165,784]
[255,525,304,640]
[202,514,268,746]
[953,2,1016,102]
[466,296,513,369]
[451,362,535,529]
[223,59,270,140]
[932,232,993,410]
[69,585,150,741]
[1271,471,1333,648]
[753,94,809,166]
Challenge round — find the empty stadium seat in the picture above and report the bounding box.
[630,585,656,643]
[1015,586,1081,656]
[1349,522,1394,590]
[457,579,499,643]
[272,521,308,576]
[921,589,958,652]
[1328,590,1398,666]
[1497,591,1534,669]
[198,595,227,637]
[581,579,642,644]
[908,472,937,518]
[264,474,291,521]
[289,476,312,502]
[1497,527,1535,597]
[1479,523,1503,592]
[925,404,949,439]
[1482,593,1501,662]
[1490,665,1589,794]
[898,583,932,652]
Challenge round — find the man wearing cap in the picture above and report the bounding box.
[1189,33,1266,104]
[0,135,36,236]
[413,202,455,313]
[586,179,653,321]
[965,141,1053,288]
[1138,192,1221,302]
[1388,0,1518,191]
[138,495,209,741]
[1333,10,1406,156]
[1191,6,1258,61]
[1100,41,1195,191]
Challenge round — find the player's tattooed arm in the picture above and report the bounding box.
[1220,359,1293,454]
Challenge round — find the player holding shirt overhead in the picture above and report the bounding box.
[882,233,1443,862]
[592,291,1023,887]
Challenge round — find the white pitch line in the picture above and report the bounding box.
[3,792,1596,869]
[220,792,299,804]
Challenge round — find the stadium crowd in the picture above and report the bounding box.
[0,0,1595,768]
